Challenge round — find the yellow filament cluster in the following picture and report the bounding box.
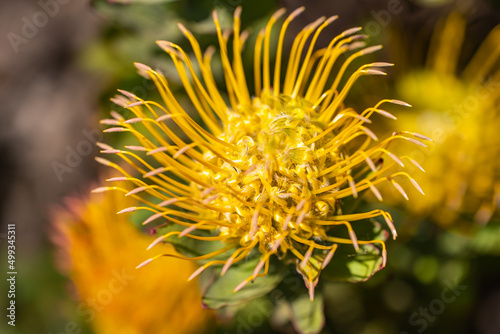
[95,7,429,298]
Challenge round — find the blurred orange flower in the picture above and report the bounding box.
[51,180,213,334]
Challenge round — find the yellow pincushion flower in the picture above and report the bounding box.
[51,183,212,334]
[95,7,429,301]
[390,13,500,228]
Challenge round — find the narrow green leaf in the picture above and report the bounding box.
[155,223,231,263]
[321,217,389,282]
[322,243,384,282]
[202,257,282,309]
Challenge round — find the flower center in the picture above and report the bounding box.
[198,94,341,249]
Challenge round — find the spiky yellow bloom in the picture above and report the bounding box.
[95,7,429,298]
[51,183,212,334]
[389,13,500,228]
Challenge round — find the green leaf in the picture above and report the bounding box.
[155,223,231,263]
[321,243,384,282]
[289,294,324,334]
[202,257,282,309]
[320,217,389,282]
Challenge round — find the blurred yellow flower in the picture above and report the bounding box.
[390,13,500,228]
[94,7,428,299]
[51,182,212,334]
